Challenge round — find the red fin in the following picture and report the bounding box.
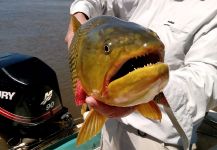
[75,80,86,106]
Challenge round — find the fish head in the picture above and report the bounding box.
[76,16,169,106]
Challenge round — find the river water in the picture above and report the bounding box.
[0,0,81,118]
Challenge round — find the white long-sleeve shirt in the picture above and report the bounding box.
[70,0,217,145]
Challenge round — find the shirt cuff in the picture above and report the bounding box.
[70,1,91,18]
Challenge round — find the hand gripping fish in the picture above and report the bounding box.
[68,16,189,149]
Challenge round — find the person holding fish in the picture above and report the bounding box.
[65,0,217,150]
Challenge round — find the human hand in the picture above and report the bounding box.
[65,12,88,48]
[85,96,135,118]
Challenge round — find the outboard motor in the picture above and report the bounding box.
[0,53,73,150]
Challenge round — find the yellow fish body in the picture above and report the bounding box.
[68,15,169,145]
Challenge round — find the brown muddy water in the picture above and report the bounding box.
[0,0,81,119]
[0,0,216,149]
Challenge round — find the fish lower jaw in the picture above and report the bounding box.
[104,64,169,107]
[104,79,166,107]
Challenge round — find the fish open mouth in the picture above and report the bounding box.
[110,52,162,82]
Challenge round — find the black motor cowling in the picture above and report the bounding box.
[0,53,73,149]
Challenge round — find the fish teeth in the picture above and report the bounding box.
[145,63,153,67]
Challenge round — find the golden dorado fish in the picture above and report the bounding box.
[68,16,169,146]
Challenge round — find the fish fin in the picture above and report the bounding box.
[71,15,81,32]
[68,37,78,96]
[76,109,107,146]
[68,17,82,98]
[136,101,162,120]
[75,80,86,105]
[81,103,87,115]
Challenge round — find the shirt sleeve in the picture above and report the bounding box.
[163,15,217,141]
[70,0,106,18]
[69,0,139,20]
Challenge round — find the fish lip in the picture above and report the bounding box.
[103,44,164,90]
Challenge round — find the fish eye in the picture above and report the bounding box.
[104,43,112,55]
